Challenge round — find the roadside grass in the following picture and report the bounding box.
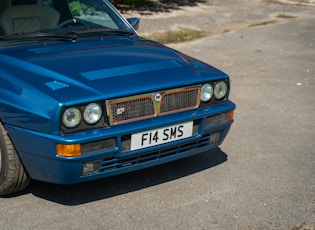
[291,223,315,230]
[143,14,296,44]
[144,28,206,44]
[276,13,296,19]
[249,20,278,27]
[249,14,296,28]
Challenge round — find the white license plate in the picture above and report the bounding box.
[130,122,193,151]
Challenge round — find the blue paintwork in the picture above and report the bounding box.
[0,37,228,134]
[0,0,235,185]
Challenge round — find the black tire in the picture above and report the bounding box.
[0,122,30,195]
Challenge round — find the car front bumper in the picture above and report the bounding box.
[5,101,235,184]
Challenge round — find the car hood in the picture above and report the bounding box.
[0,37,227,133]
[1,38,226,103]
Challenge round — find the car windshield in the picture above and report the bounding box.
[0,0,134,43]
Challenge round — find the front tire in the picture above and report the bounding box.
[0,123,30,195]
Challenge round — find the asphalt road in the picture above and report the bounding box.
[1,5,314,230]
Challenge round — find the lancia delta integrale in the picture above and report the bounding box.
[0,0,235,195]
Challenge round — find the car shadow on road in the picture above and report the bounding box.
[14,148,227,205]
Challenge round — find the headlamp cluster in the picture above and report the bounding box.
[62,103,104,131]
[200,80,228,103]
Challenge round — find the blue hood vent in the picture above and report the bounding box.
[45,80,69,91]
[81,60,182,81]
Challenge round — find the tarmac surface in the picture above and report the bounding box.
[0,1,314,229]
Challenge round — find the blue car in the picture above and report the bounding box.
[0,0,235,195]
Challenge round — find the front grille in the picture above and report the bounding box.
[160,88,199,114]
[109,96,155,125]
[107,86,200,125]
[99,134,210,172]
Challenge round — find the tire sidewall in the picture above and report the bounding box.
[0,130,9,190]
[0,123,30,195]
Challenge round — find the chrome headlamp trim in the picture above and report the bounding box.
[214,81,228,100]
[62,107,82,128]
[200,83,213,102]
[83,103,103,124]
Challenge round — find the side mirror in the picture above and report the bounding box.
[127,18,140,30]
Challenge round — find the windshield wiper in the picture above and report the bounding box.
[0,32,76,42]
[0,28,134,43]
[71,27,134,37]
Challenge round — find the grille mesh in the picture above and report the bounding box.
[160,89,199,113]
[110,97,155,124]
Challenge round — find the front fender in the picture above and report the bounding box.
[0,67,61,134]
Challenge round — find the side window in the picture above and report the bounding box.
[67,1,119,29]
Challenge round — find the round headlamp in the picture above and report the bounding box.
[62,107,81,128]
[214,81,228,99]
[83,103,102,124]
[200,83,213,102]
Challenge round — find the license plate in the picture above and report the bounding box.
[130,122,193,151]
